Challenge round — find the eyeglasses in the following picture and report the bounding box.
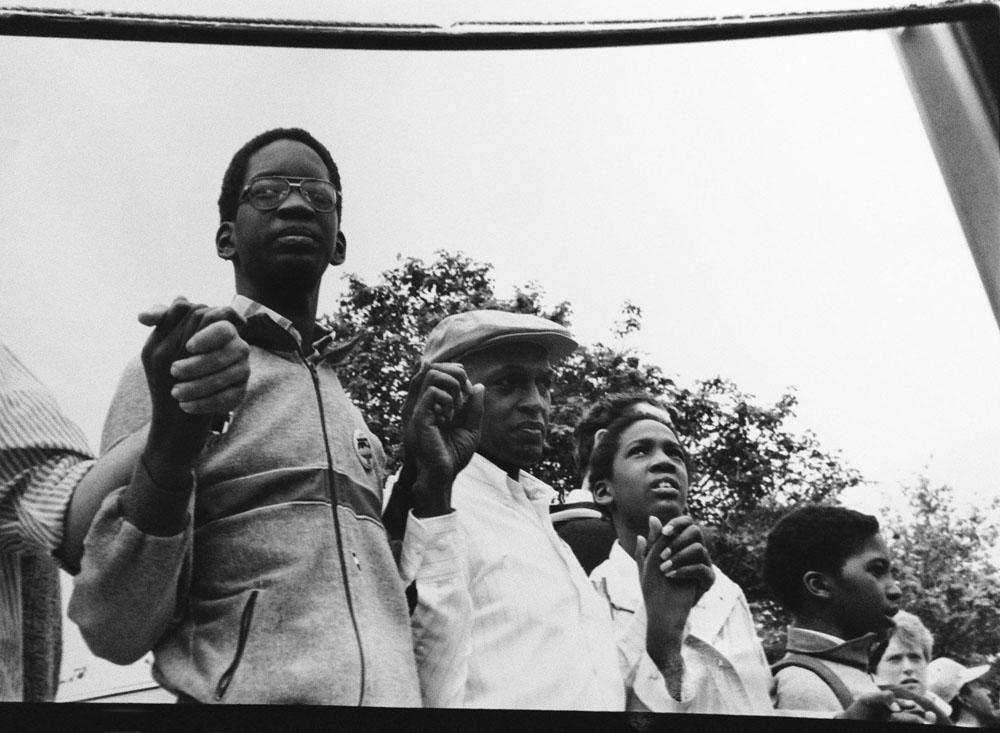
[239,176,340,213]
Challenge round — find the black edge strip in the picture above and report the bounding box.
[0,4,996,51]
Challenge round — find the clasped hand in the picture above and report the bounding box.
[636,515,715,640]
[400,362,484,517]
[141,297,250,466]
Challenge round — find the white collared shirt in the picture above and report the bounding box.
[590,541,777,714]
[403,453,625,710]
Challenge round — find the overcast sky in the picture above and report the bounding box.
[3,23,996,504]
[2,6,998,698]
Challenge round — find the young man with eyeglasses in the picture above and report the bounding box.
[70,128,472,705]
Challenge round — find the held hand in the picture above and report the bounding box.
[635,515,701,699]
[140,298,248,469]
[139,300,249,414]
[654,515,715,600]
[840,690,935,724]
[635,516,703,633]
[141,298,207,428]
[405,363,484,515]
[169,318,250,415]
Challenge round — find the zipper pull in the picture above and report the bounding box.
[210,411,233,435]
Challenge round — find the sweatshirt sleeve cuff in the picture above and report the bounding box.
[120,455,195,537]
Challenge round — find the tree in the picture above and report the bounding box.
[883,478,1000,698]
[323,249,862,656]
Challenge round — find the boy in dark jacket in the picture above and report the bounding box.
[764,504,936,723]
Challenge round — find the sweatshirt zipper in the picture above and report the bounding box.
[305,356,367,706]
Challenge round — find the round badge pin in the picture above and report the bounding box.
[353,429,374,471]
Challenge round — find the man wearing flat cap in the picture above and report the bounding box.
[397,309,626,710]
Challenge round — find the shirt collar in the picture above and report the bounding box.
[231,294,301,345]
[803,629,847,645]
[230,294,360,363]
[467,452,556,505]
[785,626,882,672]
[603,541,642,612]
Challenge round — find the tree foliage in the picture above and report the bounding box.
[883,478,1000,697]
[322,250,864,656]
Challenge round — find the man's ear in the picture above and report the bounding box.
[331,231,347,266]
[803,570,835,601]
[216,222,236,261]
[591,478,614,508]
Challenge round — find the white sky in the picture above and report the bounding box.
[1,8,998,698]
[2,24,996,504]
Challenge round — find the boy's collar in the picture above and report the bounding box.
[230,294,361,364]
[786,626,884,672]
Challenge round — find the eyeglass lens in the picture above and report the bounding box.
[246,178,337,213]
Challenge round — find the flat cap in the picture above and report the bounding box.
[421,309,577,366]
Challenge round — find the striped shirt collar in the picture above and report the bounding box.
[230,294,360,364]
[230,294,306,351]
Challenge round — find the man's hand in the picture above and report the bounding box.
[139,303,249,416]
[403,363,484,517]
[636,515,714,700]
[140,297,249,487]
[840,690,935,724]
